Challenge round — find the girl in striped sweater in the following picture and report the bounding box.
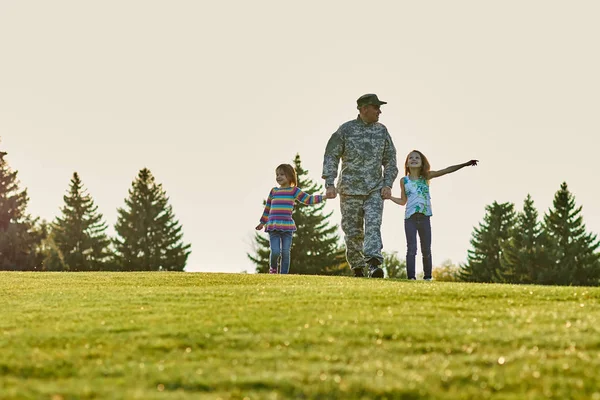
[256,164,326,274]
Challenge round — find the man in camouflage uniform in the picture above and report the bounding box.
[322,94,398,278]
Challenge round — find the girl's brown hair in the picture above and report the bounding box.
[276,164,297,186]
[404,150,431,180]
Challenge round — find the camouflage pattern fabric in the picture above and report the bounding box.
[322,116,398,195]
[322,116,398,268]
[340,192,385,268]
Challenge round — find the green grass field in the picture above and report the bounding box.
[1,272,599,399]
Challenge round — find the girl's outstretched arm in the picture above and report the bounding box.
[429,159,478,179]
[389,178,407,206]
[294,187,325,205]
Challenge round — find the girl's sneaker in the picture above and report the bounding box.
[269,268,277,274]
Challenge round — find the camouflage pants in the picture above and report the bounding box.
[340,191,384,269]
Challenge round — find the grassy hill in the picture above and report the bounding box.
[1,272,599,399]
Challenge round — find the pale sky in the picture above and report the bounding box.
[1,1,599,274]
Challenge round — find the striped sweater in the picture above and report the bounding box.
[259,186,325,231]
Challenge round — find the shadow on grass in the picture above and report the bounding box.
[157,378,429,399]
[0,360,77,379]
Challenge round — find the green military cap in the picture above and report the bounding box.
[356,93,387,108]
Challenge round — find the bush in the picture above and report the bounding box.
[433,259,460,282]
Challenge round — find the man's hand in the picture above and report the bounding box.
[255,223,264,230]
[326,186,337,199]
[381,186,392,200]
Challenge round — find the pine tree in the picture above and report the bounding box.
[458,201,516,283]
[0,150,45,270]
[540,182,600,286]
[114,168,191,271]
[47,172,111,271]
[42,231,68,271]
[248,154,346,275]
[499,194,543,284]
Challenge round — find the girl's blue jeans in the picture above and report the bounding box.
[268,231,293,274]
[404,213,432,279]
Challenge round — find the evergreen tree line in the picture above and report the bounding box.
[0,149,190,271]
[459,183,600,286]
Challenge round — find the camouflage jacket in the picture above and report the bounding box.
[322,116,398,196]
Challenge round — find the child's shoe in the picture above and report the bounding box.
[269,268,277,274]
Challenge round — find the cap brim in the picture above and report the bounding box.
[358,100,387,107]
